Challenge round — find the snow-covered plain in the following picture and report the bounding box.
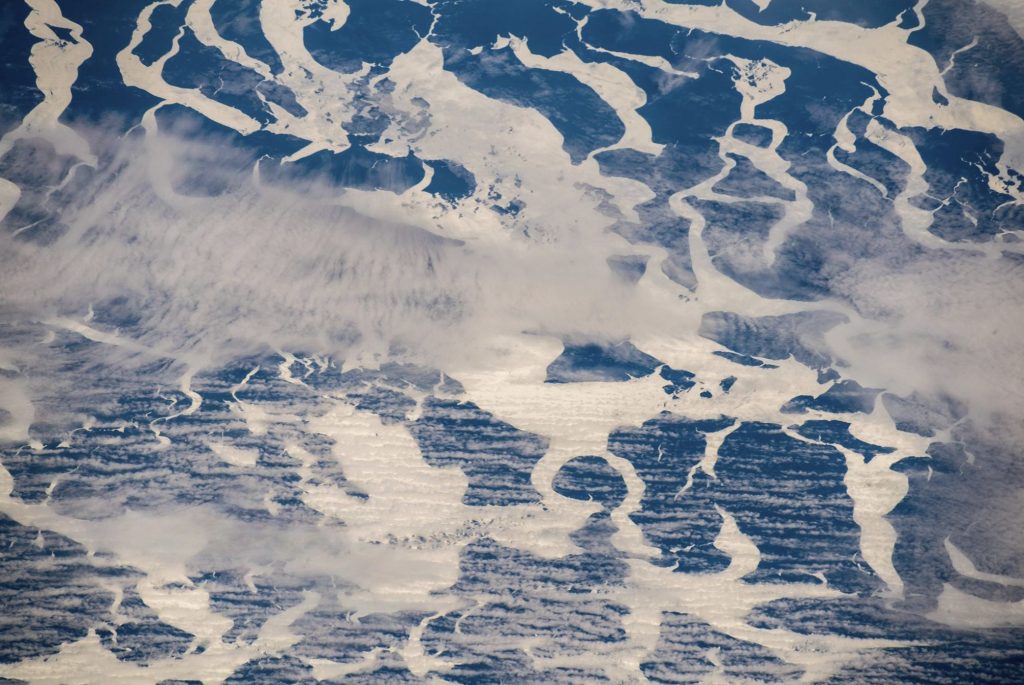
[0,0,1022,683]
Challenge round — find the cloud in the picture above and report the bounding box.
[828,248,1024,426]
[0,121,668,375]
